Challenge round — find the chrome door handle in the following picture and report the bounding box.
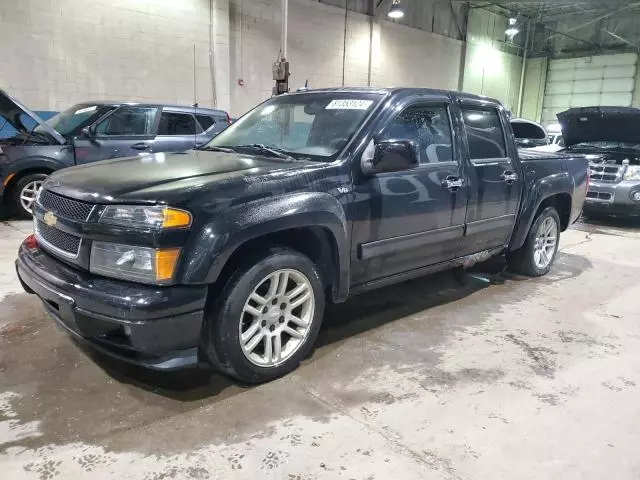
[131,143,150,150]
[442,176,464,192]
[501,171,518,184]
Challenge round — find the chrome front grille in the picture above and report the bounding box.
[38,189,94,221]
[589,164,622,183]
[35,219,81,258]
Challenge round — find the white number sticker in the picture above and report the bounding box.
[326,99,373,110]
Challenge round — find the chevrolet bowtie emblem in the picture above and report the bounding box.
[43,211,57,227]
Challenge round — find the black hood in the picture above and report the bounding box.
[43,150,316,204]
[557,106,640,147]
[0,89,65,144]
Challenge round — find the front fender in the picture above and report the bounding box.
[180,192,350,300]
[1,155,70,197]
[509,171,573,251]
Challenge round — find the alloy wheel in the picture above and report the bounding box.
[20,180,43,214]
[239,269,315,367]
[533,216,558,269]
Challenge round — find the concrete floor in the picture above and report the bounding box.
[1,219,640,480]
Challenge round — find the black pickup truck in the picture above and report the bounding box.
[16,88,589,383]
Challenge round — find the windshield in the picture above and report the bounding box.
[206,92,382,161]
[567,141,640,151]
[35,104,115,137]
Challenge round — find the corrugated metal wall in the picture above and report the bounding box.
[541,53,638,125]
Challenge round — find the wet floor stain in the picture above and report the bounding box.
[2,229,640,479]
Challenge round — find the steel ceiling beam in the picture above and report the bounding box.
[373,0,393,20]
[546,2,640,40]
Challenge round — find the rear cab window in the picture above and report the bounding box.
[461,106,507,161]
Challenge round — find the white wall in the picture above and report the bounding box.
[461,9,523,112]
[0,0,231,112]
[520,57,548,122]
[0,0,463,117]
[229,0,463,117]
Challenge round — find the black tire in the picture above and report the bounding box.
[203,247,325,384]
[9,173,48,219]
[507,206,561,277]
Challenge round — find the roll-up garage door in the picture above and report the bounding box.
[541,53,638,126]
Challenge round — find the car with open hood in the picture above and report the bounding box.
[558,106,640,217]
[0,89,230,218]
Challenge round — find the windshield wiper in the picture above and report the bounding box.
[197,145,236,153]
[231,144,296,161]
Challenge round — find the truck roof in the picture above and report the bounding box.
[285,87,502,107]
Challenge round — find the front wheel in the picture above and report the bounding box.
[204,247,325,383]
[508,207,561,277]
[10,173,47,219]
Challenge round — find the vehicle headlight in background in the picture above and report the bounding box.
[623,166,640,181]
[100,205,192,229]
[90,242,180,284]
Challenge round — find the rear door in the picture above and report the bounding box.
[455,100,523,254]
[154,109,204,152]
[73,105,159,164]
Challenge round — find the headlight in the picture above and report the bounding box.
[100,205,191,229]
[623,166,640,181]
[90,241,180,284]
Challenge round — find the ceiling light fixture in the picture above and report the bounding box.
[388,1,404,19]
[505,17,520,40]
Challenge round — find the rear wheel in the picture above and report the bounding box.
[508,207,560,277]
[10,173,47,219]
[203,247,325,383]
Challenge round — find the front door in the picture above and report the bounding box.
[73,105,159,164]
[456,102,523,254]
[351,100,468,285]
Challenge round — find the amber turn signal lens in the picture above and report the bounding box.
[3,173,15,187]
[155,248,181,282]
[162,208,192,229]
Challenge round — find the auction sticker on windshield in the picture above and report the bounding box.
[326,99,373,110]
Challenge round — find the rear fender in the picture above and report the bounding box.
[181,192,350,300]
[509,171,573,251]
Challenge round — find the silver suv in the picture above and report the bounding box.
[558,106,640,217]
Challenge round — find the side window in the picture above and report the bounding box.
[380,104,453,164]
[195,115,215,131]
[158,112,198,136]
[461,107,507,160]
[95,107,157,136]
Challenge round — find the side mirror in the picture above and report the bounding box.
[80,126,94,138]
[361,139,419,175]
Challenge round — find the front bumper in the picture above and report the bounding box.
[583,180,640,217]
[16,242,208,370]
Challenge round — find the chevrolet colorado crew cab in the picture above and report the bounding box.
[16,88,589,383]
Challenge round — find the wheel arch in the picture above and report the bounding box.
[2,157,64,206]
[181,192,350,302]
[509,172,573,252]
